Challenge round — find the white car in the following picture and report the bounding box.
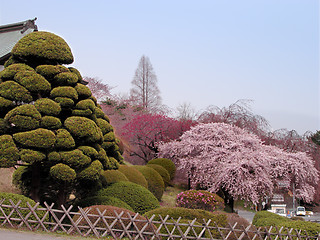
[296,206,306,216]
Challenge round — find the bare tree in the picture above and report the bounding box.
[130,55,162,112]
[175,102,198,121]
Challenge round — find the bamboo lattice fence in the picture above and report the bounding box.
[0,199,319,239]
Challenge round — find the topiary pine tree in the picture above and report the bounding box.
[0,31,123,206]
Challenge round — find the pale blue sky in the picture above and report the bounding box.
[0,0,319,134]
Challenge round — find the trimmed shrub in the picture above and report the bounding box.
[71,109,93,117]
[40,116,62,129]
[12,31,74,65]
[68,67,83,81]
[176,190,225,212]
[96,118,113,135]
[50,86,78,101]
[97,181,160,214]
[55,129,76,149]
[225,213,253,240]
[144,207,227,238]
[4,104,41,131]
[73,205,156,233]
[101,169,129,186]
[54,97,74,108]
[59,149,91,169]
[75,196,133,211]
[77,160,103,181]
[118,165,148,188]
[34,98,61,116]
[0,81,33,103]
[14,71,51,93]
[103,132,115,142]
[54,72,78,86]
[13,128,56,149]
[147,158,176,180]
[0,118,8,134]
[19,149,46,164]
[36,64,69,80]
[133,165,164,201]
[146,164,171,187]
[144,207,227,224]
[74,83,92,99]
[0,192,47,222]
[0,63,34,80]
[77,146,99,159]
[64,116,103,144]
[0,96,14,112]
[0,135,19,168]
[50,163,76,182]
[253,211,320,237]
[75,99,95,111]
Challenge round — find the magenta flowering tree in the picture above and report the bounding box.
[158,123,318,212]
[121,113,195,163]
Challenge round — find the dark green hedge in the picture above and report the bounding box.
[13,128,56,149]
[253,211,320,237]
[147,158,176,180]
[12,31,74,65]
[97,181,160,214]
[75,196,133,211]
[118,165,148,188]
[0,134,19,167]
[133,165,165,201]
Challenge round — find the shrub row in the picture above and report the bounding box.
[253,211,320,237]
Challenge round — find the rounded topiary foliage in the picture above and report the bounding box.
[133,165,165,201]
[101,169,129,187]
[146,164,171,187]
[11,31,74,65]
[144,207,227,238]
[73,205,156,234]
[0,192,47,221]
[147,158,176,180]
[97,182,160,214]
[118,165,148,188]
[0,31,124,206]
[176,190,225,212]
[74,196,133,211]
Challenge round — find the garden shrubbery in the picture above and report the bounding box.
[147,158,176,180]
[97,181,160,214]
[176,190,225,212]
[253,211,320,237]
[73,205,156,233]
[74,196,133,211]
[0,192,47,222]
[146,164,171,187]
[144,207,227,238]
[133,165,164,201]
[101,169,128,186]
[117,165,148,188]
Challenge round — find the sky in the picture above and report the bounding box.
[0,0,319,135]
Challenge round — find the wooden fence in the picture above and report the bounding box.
[0,199,319,240]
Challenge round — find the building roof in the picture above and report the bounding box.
[0,18,38,65]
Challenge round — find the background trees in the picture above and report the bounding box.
[130,55,162,112]
[158,122,319,212]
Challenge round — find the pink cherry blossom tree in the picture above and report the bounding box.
[158,122,318,212]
